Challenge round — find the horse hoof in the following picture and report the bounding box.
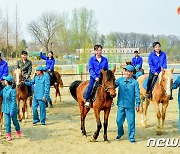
[88,136,97,142]
[22,119,26,123]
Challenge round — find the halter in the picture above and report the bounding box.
[99,83,115,93]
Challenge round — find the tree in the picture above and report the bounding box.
[56,13,72,54]
[28,12,59,53]
[71,8,97,51]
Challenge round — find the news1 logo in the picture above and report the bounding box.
[147,138,180,147]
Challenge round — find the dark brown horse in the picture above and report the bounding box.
[69,68,116,141]
[13,69,32,122]
[52,71,63,103]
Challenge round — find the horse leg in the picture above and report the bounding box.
[161,102,169,131]
[142,99,150,127]
[22,100,26,123]
[56,85,61,102]
[80,105,90,136]
[93,109,102,140]
[103,108,111,141]
[53,85,57,103]
[153,101,161,135]
[17,99,21,122]
[28,96,33,118]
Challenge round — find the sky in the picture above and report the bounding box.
[0,0,180,42]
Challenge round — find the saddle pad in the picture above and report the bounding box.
[143,76,158,91]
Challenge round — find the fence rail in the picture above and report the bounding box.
[60,72,180,87]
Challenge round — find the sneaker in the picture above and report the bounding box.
[84,102,91,108]
[116,135,122,141]
[130,138,136,143]
[33,120,40,126]
[7,133,12,141]
[111,102,115,107]
[16,130,21,138]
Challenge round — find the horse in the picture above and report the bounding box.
[69,68,116,141]
[137,69,174,134]
[13,69,32,122]
[52,71,63,103]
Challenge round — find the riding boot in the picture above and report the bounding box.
[49,101,53,108]
[46,101,48,108]
[169,89,173,100]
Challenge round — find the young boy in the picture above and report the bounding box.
[115,65,140,143]
[172,76,180,133]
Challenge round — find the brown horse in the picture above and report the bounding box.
[137,69,174,134]
[52,71,63,103]
[13,69,32,122]
[69,68,116,141]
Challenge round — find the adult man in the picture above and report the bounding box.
[25,66,50,126]
[17,51,32,95]
[132,50,143,69]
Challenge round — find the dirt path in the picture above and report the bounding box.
[0,88,180,154]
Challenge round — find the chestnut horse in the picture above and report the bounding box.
[13,69,32,122]
[52,71,63,103]
[69,68,116,141]
[137,69,174,134]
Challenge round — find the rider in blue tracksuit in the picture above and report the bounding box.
[25,66,50,125]
[132,50,143,69]
[0,53,8,91]
[40,49,57,85]
[115,65,140,143]
[146,42,169,99]
[84,44,109,108]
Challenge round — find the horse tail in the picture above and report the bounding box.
[69,80,83,101]
[55,71,63,88]
[58,74,63,88]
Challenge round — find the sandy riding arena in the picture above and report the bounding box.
[0,87,180,154]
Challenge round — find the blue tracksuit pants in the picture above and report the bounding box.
[32,99,46,125]
[4,112,20,133]
[116,107,135,141]
[85,77,96,101]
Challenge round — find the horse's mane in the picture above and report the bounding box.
[158,69,173,84]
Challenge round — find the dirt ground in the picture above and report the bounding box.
[0,86,180,154]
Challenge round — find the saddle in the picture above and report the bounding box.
[48,71,57,86]
[83,73,103,102]
[143,75,158,98]
[83,81,99,102]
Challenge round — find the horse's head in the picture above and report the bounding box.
[13,68,23,87]
[159,68,174,97]
[100,67,116,98]
[126,61,133,66]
